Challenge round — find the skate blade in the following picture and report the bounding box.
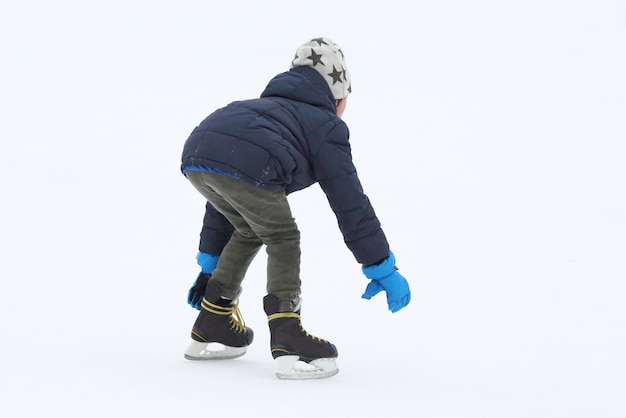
[274,355,339,380]
[184,340,247,360]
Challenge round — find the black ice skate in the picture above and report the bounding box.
[184,279,253,360]
[263,294,338,379]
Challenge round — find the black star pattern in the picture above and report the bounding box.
[307,48,325,66]
[327,65,344,85]
[341,65,348,81]
[311,37,329,47]
[348,83,352,94]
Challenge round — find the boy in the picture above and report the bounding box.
[180,37,411,379]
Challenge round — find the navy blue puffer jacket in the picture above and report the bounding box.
[181,66,389,265]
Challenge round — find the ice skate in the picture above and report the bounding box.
[263,294,338,379]
[184,279,253,360]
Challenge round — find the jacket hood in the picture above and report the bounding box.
[260,66,337,113]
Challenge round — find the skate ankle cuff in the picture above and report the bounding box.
[201,299,233,315]
[200,299,247,333]
[267,312,300,322]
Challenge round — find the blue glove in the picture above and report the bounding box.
[362,251,411,313]
[188,252,219,310]
[188,273,211,310]
[197,252,219,274]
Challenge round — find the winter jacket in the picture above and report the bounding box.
[181,66,389,266]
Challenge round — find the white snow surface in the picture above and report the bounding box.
[1,1,625,417]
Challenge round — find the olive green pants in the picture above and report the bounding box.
[186,171,301,303]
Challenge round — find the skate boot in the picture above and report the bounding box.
[184,279,253,360]
[263,294,338,379]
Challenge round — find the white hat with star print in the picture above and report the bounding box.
[290,37,352,100]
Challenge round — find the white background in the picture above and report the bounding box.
[1,1,625,417]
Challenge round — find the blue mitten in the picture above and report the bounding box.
[362,251,411,313]
[188,252,219,310]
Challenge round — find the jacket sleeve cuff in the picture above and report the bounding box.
[362,251,395,280]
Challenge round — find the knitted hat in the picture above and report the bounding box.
[290,37,352,100]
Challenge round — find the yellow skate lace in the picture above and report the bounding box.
[201,298,246,333]
[267,312,325,342]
